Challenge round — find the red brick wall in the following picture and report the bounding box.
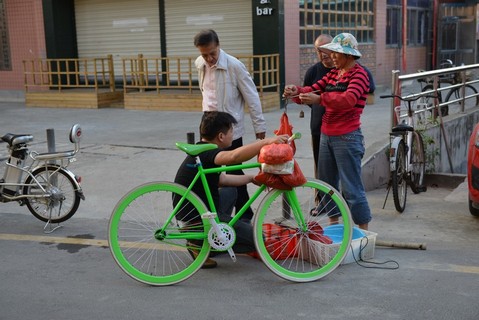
[0,0,45,90]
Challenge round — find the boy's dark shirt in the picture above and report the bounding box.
[174,143,221,221]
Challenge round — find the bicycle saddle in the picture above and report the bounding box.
[391,124,414,132]
[1,133,34,146]
[175,142,217,156]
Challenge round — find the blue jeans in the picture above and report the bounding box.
[317,129,372,225]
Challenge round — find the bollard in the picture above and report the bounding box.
[187,132,195,144]
[47,128,56,153]
[46,129,56,165]
[46,129,57,186]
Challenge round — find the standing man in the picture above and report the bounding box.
[302,34,334,177]
[194,29,267,222]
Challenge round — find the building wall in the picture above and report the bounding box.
[283,0,300,87]
[0,0,45,90]
[0,0,432,94]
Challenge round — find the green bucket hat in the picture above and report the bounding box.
[319,33,362,59]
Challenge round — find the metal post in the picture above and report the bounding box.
[187,132,195,144]
[391,70,400,128]
[47,128,56,154]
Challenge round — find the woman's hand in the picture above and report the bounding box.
[283,85,298,98]
[299,92,321,105]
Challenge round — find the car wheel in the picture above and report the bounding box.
[468,197,479,217]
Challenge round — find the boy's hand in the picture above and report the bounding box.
[268,134,289,144]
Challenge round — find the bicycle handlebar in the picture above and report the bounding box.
[380,94,437,102]
[288,132,301,143]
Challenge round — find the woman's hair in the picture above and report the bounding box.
[194,29,220,47]
[200,111,237,140]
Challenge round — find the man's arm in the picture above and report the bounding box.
[234,62,267,136]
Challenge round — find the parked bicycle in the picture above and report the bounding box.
[381,94,428,213]
[0,124,85,229]
[418,59,479,116]
[108,135,353,286]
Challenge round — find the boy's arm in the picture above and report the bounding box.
[214,135,289,166]
[218,173,255,187]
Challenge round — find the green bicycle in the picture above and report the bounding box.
[108,138,353,286]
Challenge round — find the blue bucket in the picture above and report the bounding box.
[323,224,365,244]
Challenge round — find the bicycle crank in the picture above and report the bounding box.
[208,222,236,262]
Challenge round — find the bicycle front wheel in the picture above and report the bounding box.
[445,84,479,113]
[253,179,353,282]
[410,132,427,194]
[23,165,81,223]
[392,140,407,213]
[108,182,211,286]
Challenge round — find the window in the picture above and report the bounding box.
[299,0,374,45]
[386,6,400,46]
[408,8,428,46]
[386,0,430,47]
[0,0,11,71]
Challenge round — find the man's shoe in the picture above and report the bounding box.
[187,244,217,269]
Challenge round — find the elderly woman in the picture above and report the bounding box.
[283,33,372,230]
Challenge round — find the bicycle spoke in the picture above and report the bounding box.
[254,179,353,282]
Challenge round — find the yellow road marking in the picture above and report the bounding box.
[0,233,109,247]
[0,233,186,251]
[413,262,479,275]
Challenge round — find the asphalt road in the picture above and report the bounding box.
[0,99,478,320]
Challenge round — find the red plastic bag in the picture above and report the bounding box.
[274,112,296,154]
[248,223,332,260]
[281,160,307,187]
[254,171,292,190]
[254,160,306,189]
[307,221,333,244]
[262,223,299,260]
[258,143,294,164]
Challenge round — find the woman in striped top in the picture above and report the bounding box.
[283,33,372,230]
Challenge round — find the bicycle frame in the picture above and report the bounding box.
[1,142,82,201]
[389,105,415,174]
[155,158,309,243]
[0,160,76,202]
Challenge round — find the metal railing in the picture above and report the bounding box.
[122,53,280,95]
[23,55,116,92]
[390,63,479,128]
[389,63,479,174]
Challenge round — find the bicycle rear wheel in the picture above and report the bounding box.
[392,140,407,213]
[23,165,81,223]
[422,84,445,116]
[108,182,211,286]
[253,179,353,282]
[445,84,479,114]
[410,132,427,194]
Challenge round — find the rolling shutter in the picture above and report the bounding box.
[74,0,161,78]
[164,0,253,57]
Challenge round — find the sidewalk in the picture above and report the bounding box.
[0,91,392,220]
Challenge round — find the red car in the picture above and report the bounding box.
[467,123,479,216]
